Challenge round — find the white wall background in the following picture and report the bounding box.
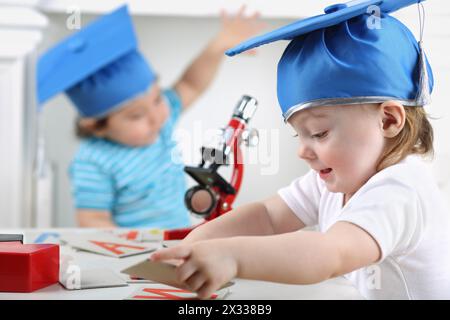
[37,1,450,227]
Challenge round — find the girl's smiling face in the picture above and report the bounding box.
[288,104,388,203]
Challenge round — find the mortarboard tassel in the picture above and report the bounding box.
[415,41,432,106]
[415,2,431,106]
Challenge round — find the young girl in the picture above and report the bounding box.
[38,5,265,229]
[151,1,450,299]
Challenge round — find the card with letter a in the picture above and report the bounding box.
[60,234,159,258]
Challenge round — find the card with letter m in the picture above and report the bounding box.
[125,284,230,300]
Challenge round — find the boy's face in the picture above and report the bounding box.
[288,104,386,202]
[98,84,170,147]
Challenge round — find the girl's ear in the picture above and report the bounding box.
[379,100,406,138]
[78,118,108,137]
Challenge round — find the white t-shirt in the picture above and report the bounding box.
[278,155,450,299]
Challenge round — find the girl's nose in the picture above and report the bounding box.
[297,143,316,161]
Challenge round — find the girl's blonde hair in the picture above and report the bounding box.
[377,106,434,171]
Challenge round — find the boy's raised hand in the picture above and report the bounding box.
[151,239,238,299]
[215,5,267,54]
[174,5,267,109]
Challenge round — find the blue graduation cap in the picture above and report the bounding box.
[226,0,433,121]
[37,5,156,118]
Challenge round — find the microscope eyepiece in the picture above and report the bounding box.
[232,95,258,123]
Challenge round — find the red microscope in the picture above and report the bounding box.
[163,95,259,240]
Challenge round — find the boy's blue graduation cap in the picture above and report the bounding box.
[226,0,433,121]
[37,5,156,118]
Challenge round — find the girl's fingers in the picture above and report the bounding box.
[185,272,207,293]
[176,260,197,283]
[150,245,191,261]
[196,281,217,300]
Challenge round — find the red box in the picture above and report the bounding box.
[0,242,59,292]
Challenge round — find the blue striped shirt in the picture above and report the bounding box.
[69,89,191,229]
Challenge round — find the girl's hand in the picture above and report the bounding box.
[213,5,267,54]
[151,239,238,299]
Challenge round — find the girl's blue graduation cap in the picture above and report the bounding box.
[226,0,433,121]
[37,5,156,118]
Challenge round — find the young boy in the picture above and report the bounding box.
[152,0,450,299]
[37,5,265,229]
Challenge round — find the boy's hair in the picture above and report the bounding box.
[75,117,108,139]
[377,106,434,171]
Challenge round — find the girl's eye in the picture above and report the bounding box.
[311,131,328,139]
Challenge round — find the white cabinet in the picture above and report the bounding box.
[0,6,47,228]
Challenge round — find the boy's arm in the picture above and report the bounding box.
[174,6,266,109]
[77,209,117,228]
[183,195,306,244]
[173,38,225,109]
[232,221,381,284]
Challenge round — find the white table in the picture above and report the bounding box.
[0,229,363,300]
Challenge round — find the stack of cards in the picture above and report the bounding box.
[120,273,154,284]
[122,259,184,288]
